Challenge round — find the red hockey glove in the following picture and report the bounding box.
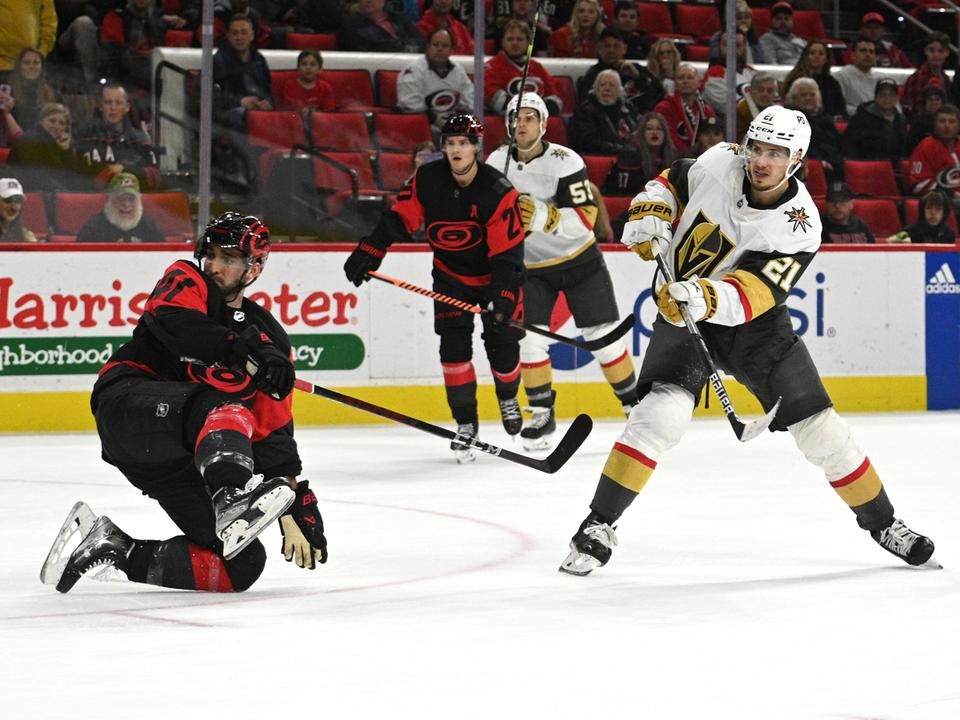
[279,481,327,569]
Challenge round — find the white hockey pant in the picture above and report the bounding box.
[788,408,866,482]
[616,381,694,462]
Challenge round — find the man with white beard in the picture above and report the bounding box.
[76,173,164,243]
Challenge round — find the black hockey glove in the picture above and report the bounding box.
[279,481,328,569]
[228,325,296,400]
[344,240,386,286]
[487,287,520,325]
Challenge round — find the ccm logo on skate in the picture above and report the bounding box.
[427,222,483,251]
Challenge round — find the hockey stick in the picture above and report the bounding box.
[294,379,592,474]
[502,2,541,176]
[367,270,635,352]
[653,252,779,442]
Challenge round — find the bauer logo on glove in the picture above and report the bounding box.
[626,201,672,223]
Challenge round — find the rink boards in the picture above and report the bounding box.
[0,244,956,431]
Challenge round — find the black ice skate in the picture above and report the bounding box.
[499,397,523,436]
[54,515,135,593]
[214,475,295,560]
[521,402,556,451]
[559,514,618,576]
[871,518,939,567]
[450,421,479,464]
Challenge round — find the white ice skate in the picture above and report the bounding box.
[41,501,98,585]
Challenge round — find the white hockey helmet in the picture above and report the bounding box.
[743,105,811,178]
[506,92,549,146]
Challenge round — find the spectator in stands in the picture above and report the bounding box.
[77,172,164,242]
[834,37,889,118]
[0,178,38,242]
[702,31,755,117]
[8,101,83,191]
[758,2,806,67]
[286,0,344,34]
[338,0,425,54]
[571,69,638,155]
[654,63,715,156]
[645,38,681,98]
[99,0,168,94]
[398,27,474,136]
[418,0,474,55]
[485,19,563,116]
[783,40,846,121]
[709,1,764,65]
[213,1,274,49]
[906,81,947,155]
[550,0,603,59]
[413,140,440,170]
[578,28,663,117]
[843,12,912,70]
[75,82,160,190]
[842,77,908,163]
[1,1,56,76]
[213,14,273,131]
[611,1,648,61]
[688,115,724,158]
[8,48,61,133]
[821,181,875,244]
[496,0,552,57]
[785,77,843,180]
[888,189,956,244]
[52,0,100,86]
[735,72,779,140]
[0,82,24,147]
[603,110,676,197]
[906,104,960,199]
[274,49,334,116]
[903,33,953,119]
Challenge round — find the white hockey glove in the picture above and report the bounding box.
[657,279,718,326]
[517,194,560,234]
[621,200,673,260]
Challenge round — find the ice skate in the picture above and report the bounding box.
[498,397,522,436]
[53,515,135,593]
[41,501,99,586]
[450,421,479,464]
[559,514,618,576]
[521,404,556,451]
[871,518,940,568]
[214,475,295,560]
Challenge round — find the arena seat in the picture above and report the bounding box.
[141,192,194,238]
[637,3,692,41]
[751,7,772,36]
[163,29,193,47]
[674,4,721,43]
[844,159,900,198]
[53,193,105,234]
[246,110,306,151]
[583,155,617,187]
[853,198,901,237]
[545,116,568,146]
[323,69,377,111]
[374,113,433,152]
[22,192,49,240]
[310,111,373,152]
[286,32,336,50]
[804,159,828,198]
[0,147,10,165]
[483,115,508,152]
[553,75,578,116]
[378,152,414,191]
[375,69,400,109]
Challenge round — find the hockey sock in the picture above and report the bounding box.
[442,361,478,425]
[589,443,659,522]
[599,350,639,405]
[195,404,255,492]
[829,458,896,531]
[127,537,266,592]
[521,358,553,404]
[491,361,521,400]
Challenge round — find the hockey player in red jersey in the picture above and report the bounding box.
[344,113,527,463]
[42,213,328,594]
[560,106,938,575]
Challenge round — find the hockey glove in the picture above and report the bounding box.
[657,279,718,326]
[232,325,296,400]
[487,287,520,325]
[517,194,561,234]
[343,240,386,286]
[279,481,327,569]
[621,200,673,260]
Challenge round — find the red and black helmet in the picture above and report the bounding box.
[441,113,485,144]
[194,212,271,267]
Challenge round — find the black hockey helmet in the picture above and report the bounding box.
[441,113,485,145]
[194,212,271,267]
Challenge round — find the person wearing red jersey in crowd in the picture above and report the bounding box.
[343,114,527,463]
[274,49,335,115]
[654,63,716,156]
[417,0,474,55]
[43,212,328,595]
[485,19,564,116]
[906,104,960,200]
[550,0,604,59]
[842,12,913,70]
[903,33,954,119]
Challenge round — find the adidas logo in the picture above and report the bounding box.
[926,262,960,294]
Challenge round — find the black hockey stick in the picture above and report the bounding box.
[294,379,593,474]
[502,2,541,176]
[368,270,635,352]
[653,252,779,442]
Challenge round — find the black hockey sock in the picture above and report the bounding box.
[851,487,896,532]
[589,474,639,525]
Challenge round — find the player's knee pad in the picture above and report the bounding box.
[582,321,629,365]
[519,326,551,364]
[439,328,473,364]
[224,539,266,592]
[195,403,255,490]
[789,408,864,478]
[484,334,520,372]
[618,382,694,459]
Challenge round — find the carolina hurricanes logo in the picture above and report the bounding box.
[937,166,960,189]
[507,76,545,97]
[427,221,484,251]
[784,206,813,233]
[427,90,459,114]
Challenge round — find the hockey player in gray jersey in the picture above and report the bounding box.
[487,93,638,451]
[559,105,937,575]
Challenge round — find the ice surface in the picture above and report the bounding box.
[2,413,958,719]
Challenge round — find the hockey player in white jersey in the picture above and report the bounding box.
[487,93,638,450]
[560,105,937,575]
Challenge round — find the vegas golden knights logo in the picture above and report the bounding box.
[674,210,736,280]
